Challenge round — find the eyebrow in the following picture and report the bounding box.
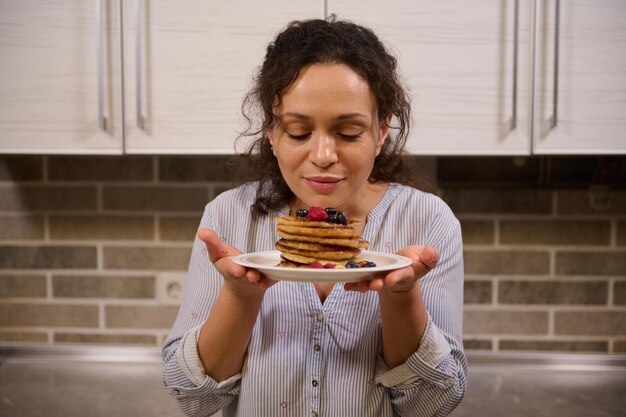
[282,112,368,121]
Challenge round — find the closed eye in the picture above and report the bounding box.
[287,133,311,140]
[338,132,362,141]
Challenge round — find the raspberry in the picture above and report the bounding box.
[307,206,329,221]
[323,263,335,269]
[309,262,323,268]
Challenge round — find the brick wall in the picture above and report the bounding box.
[1,156,625,353]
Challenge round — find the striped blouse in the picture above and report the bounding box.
[162,182,467,417]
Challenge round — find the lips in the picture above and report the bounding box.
[304,176,343,192]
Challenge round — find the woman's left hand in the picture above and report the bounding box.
[344,245,439,293]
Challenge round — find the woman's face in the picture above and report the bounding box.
[268,63,389,216]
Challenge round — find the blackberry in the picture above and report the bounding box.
[345,260,359,269]
[336,212,348,225]
[296,208,308,218]
[324,207,337,216]
[363,261,377,268]
[327,214,338,224]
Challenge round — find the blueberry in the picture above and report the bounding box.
[296,208,308,218]
[324,207,337,216]
[327,214,338,223]
[363,261,377,268]
[345,260,359,268]
[336,212,348,225]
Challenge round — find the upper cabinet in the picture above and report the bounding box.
[330,0,534,155]
[1,1,624,155]
[0,0,123,154]
[122,0,322,154]
[330,0,626,155]
[532,0,626,154]
[0,0,321,155]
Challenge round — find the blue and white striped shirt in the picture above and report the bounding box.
[162,182,467,417]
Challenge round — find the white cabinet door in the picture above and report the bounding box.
[329,0,533,155]
[532,0,626,154]
[122,0,323,154]
[0,0,123,154]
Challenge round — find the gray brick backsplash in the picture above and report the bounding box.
[52,275,155,299]
[50,215,154,240]
[159,156,235,182]
[499,340,608,353]
[0,331,48,343]
[103,186,208,212]
[0,155,624,352]
[464,310,549,334]
[48,156,154,181]
[555,251,626,275]
[615,281,626,305]
[498,281,608,305]
[441,189,552,214]
[555,311,626,336]
[0,275,47,297]
[0,156,43,181]
[464,281,492,304]
[54,333,157,345]
[618,221,626,246]
[0,303,98,327]
[105,305,179,329]
[103,246,192,270]
[0,215,44,240]
[0,245,97,269]
[160,216,201,241]
[557,190,626,215]
[459,220,495,245]
[500,220,610,245]
[0,185,97,211]
[464,250,550,275]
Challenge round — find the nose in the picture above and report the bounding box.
[309,133,338,168]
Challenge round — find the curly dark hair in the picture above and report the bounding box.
[232,16,424,218]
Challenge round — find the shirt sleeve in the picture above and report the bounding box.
[375,202,468,416]
[161,204,242,417]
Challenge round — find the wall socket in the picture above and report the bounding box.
[156,273,187,304]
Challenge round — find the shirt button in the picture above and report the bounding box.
[316,313,324,321]
[314,344,321,351]
[444,378,454,387]
[312,379,319,387]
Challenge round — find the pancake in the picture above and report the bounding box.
[275,242,359,260]
[280,252,357,266]
[277,224,358,238]
[277,229,369,249]
[276,238,354,252]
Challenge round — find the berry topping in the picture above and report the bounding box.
[324,207,337,216]
[327,214,338,223]
[362,261,377,268]
[307,206,329,221]
[296,208,309,218]
[336,212,348,225]
[345,260,359,269]
[309,262,323,268]
[323,263,336,269]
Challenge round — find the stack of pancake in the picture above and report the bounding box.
[274,215,369,268]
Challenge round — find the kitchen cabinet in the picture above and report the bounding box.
[0,0,124,154]
[0,0,322,155]
[330,0,626,155]
[532,0,626,154]
[122,0,322,154]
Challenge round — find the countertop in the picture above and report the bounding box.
[1,346,625,417]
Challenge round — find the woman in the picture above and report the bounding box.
[163,17,467,417]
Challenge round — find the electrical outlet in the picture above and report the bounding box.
[156,273,187,304]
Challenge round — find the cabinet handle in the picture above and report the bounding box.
[551,0,560,129]
[97,0,108,131]
[511,0,519,130]
[135,0,146,130]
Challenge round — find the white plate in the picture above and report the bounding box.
[232,250,412,283]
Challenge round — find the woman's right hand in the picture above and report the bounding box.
[197,228,277,298]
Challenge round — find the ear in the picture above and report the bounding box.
[375,114,392,156]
